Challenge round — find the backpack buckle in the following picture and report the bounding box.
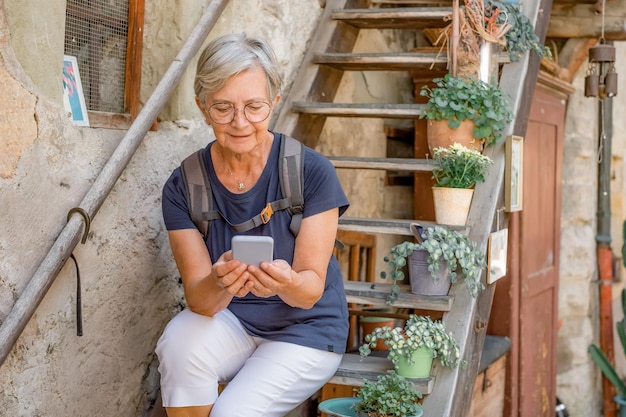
[260,203,274,224]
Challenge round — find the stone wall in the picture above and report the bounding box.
[0,1,327,416]
[556,42,626,417]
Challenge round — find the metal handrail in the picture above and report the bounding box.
[0,0,230,367]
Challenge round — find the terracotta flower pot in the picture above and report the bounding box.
[360,317,395,351]
[426,119,482,155]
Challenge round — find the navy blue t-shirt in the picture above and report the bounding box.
[162,132,350,354]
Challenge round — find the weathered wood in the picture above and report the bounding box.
[292,102,425,118]
[422,0,549,414]
[548,3,626,39]
[330,354,435,394]
[87,111,132,130]
[124,0,144,120]
[338,217,468,236]
[271,0,369,148]
[332,7,452,29]
[557,37,598,83]
[314,51,448,70]
[344,281,454,310]
[329,156,434,171]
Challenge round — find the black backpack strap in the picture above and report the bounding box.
[181,136,309,239]
[279,135,305,237]
[181,150,221,238]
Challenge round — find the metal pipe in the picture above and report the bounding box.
[597,91,616,417]
[0,0,230,367]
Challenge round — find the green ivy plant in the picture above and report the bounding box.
[354,370,423,417]
[359,314,461,370]
[489,0,552,62]
[381,226,487,303]
[432,143,493,189]
[462,0,551,62]
[419,74,513,146]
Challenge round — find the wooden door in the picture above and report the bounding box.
[518,85,564,417]
[490,81,567,417]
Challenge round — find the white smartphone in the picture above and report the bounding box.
[231,235,274,267]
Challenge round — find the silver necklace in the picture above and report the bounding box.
[227,167,246,191]
[220,148,249,191]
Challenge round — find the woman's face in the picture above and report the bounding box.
[198,66,280,155]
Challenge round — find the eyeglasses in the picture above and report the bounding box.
[206,101,271,124]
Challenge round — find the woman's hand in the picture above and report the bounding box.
[246,259,293,298]
[213,251,255,298]
[168,229,250,316]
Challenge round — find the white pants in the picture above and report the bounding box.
[156,308,343,417]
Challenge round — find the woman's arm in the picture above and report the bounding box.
[168,229,252,316]
[251,207,339,309]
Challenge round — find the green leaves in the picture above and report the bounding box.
[589,344,626,397]
[588,288,626,397]
[359,315,461,371]
[381,226,487,301]
[355,370,423,417]
[420,74,513,146]
[432,144,493,189]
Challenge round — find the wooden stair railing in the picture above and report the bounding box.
[272,0,544,415]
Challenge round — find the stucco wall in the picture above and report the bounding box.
[556,42,626,417]
[0,1,325,416]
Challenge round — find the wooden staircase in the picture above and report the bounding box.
[271,0,546,415]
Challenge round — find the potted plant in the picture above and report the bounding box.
[463,0,552,63]
[317,370,423,417]
[381,225,487,303]
[419,74,513,152]
[354,370,423,417]
[433,0,551,79]
[431,143,493,225]
[359,314,461,378]
[589,288,626,415]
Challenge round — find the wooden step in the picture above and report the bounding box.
[330,353,435,394]
[344,280,454,311]
[329,156,434,171]
[313,52,447,71]
[292,102,425,119]
[371,0,450,4]
[338,217,467,236]
[332,7,452,29]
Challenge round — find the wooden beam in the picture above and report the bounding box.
[557,37,598,82]
[548,2,626,39]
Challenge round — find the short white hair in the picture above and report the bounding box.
[194,33,282,105]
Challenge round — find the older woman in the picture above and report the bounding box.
[156,33,350,417]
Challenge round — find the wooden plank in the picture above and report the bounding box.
[125,0,144,120]
[548,3,626,39]
[329,156,434,171]
[338,217,467,236]
[344,281,454,311]
[331,354,435,394]
[332,7,452,29]
[292,102,425,118]
[87,111,132,130]
[314,52,448,71]
[468,355,507,417]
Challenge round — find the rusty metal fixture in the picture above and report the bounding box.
[585,71,600,97]
[589,43,616,62]
[585,41,618,98]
